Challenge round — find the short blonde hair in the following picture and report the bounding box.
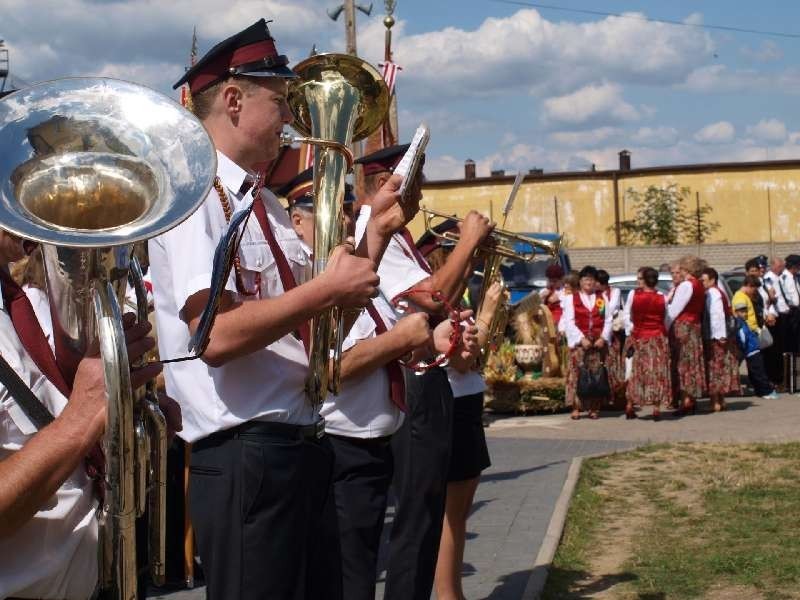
[191,76,262,121]
[679,255,705,278]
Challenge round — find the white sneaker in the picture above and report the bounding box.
[761,390,779,399]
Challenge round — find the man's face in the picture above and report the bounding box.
[700,273,713,289]
[0,230,28,265]
[746,266,761,278]
[237,77,292,163]
[772,259,784,273]
[670,267,682,284]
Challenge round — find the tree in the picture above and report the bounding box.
[614,184,720,246]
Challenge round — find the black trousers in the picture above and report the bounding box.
[785,308,800,354]
[762,319,784,384]
[746,353,774,397]
[321,434,393,600]
[384,367,454,600]
[188,423,339,600]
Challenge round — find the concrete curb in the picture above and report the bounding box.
[521,448,636,600]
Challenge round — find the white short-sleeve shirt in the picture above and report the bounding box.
[149,151,316,442]
[354,206,429,328]
[0,297,98,600]
[320,295,404,438]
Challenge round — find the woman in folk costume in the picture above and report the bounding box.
[666,255,708,415]
[596,269,624,404]
[625,267,671,420]
[700,267,740,412]
[562,266,613,419]
[539,263,565,328]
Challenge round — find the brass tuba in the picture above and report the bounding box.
[0,77,216,599]
[287,53,388,407]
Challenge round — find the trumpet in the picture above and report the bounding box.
[420,207,560,261]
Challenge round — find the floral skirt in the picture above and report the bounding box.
[704,339,741,396]
[670,321,706,399]
[628,335,671,407]
[566,345,608,411]
[606,332,625,392]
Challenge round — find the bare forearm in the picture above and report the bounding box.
[429,242,476,305]
[339,329,413,381]
[0,409,98,538]
[356,220,392,268]
[191,278,334,366]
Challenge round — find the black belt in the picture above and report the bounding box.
[328,433,392,446]
[199,419,326,448]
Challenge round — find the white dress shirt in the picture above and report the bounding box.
[764,270,787,314]
[561,292,613,349]
[705,287,727,340]
[320,295,404,438]
[354,206,429,329]
[149,151,316,442]
[622,289,635,335]
[778,269,800,310]
[0,298,98,600]
[446,368,487,398]
[23,284,54,353]
[666,280,694,327]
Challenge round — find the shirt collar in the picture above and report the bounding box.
[216,150,254,197]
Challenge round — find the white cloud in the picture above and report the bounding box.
[542,83,640,128]
[549,127,621,148]
[630,126,679,147]
[694,121,736,144]
[740,40,783,63]
[358,8,713,101]
[0,0,331,93]
[745,118,787,143]
[683,64,800,95]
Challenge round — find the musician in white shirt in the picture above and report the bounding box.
[0,229,166,600]
[283,170,431,600]
[353,145,488,600]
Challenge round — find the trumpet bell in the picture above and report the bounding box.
[288,53,389,143]
[0,77,216,248]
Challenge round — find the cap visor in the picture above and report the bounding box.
[238,65,298,79]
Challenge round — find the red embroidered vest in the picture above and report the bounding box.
[544,288,563,324]
[572,293,603,339]
[675,277,705,325]
[631,290,667,339]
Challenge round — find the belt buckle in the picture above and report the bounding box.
[314,418,325,439]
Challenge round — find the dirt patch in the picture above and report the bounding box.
[546,443,800,599]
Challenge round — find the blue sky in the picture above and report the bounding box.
[3,1,800,179]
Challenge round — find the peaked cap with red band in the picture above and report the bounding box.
[277,167,355,208]
[354,143,410,176]
[173,19,296,94]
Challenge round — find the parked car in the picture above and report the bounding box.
[722,266,745,295]
[608,271,733,301]
[501,233,570,304]
[465,232,570,306]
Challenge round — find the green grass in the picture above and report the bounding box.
[542,443,800,599]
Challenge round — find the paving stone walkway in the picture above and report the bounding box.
[148,393,800,600]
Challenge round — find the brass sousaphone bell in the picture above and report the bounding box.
[0,77,217,600]
[287,53,389,406]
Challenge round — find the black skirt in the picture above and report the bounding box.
[447,392,491,482]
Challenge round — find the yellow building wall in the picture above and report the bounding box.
[619,169,800,244]
[414,166,800,248]
[413,178,617,247]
